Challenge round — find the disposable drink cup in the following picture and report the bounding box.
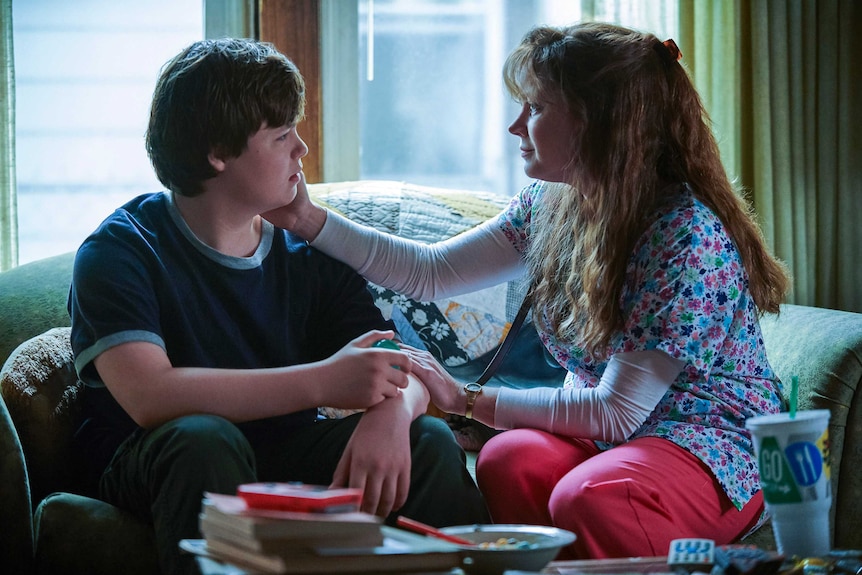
[746,409,831,558]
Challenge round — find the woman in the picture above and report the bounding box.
[269,22,790,558]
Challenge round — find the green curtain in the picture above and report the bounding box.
[0,0,17,271]
[680,0,862,313]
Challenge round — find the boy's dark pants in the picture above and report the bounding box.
[99,413,489,575]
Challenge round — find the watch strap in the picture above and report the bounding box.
[465,384,481,419]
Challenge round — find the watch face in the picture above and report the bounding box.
[465,382,482,393]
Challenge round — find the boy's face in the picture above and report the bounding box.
[217,123,308,210]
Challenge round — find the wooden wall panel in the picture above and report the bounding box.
[259,0,323,183]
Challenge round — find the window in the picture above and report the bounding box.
[13,0,203,264]
[13,0,676,264]
[324,0,678,199]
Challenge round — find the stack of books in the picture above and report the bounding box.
[184,490,463,574]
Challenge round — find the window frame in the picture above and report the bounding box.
[260,0,325,183]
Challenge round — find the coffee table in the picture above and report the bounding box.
[535,556,672,574]
[194,555,672,575]
[195,556,464,575]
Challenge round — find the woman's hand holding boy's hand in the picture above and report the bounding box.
[319,331,410,410]
[262,172,327,241]
[400,344,464,415]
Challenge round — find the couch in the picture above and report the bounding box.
[2,180,861,574]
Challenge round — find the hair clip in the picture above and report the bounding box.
[660,38,682,62]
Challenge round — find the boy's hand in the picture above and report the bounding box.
[262,172,327,240]
[329,342,430,518]
[319,331,411,410]
[331,405,412,518]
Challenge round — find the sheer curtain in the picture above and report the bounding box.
[0,0,16,271]
[680,0,862,313]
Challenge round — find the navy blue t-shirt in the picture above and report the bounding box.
[69,192,393,471]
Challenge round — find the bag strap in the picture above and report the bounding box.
[474,293,533,387]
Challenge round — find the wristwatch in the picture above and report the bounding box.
[464,382,483,420]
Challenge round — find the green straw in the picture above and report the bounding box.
[789,375,799,418]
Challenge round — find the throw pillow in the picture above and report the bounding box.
[368,285,471,367]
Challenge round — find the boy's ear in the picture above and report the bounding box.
[207,148,228,173]
[207,146,233,173]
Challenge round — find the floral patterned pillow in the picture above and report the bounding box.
[368,284,471,367]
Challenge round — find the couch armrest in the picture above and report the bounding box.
[0,391,34,574]
[758,304,862,549]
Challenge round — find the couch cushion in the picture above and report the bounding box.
[34,492,158,575]
[0,327,91,503]
[0,251,75,366]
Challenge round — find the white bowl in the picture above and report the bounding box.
[441,524,576,575]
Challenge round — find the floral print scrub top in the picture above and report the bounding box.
[496,180,784,510]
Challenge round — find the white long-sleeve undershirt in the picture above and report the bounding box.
[311,210,524,302]
[495,349,684,443]
[312,208,684,443]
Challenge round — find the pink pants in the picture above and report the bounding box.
[475,429,763,559]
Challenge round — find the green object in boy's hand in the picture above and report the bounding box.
[372,339,400,350]
[372,339,401,369]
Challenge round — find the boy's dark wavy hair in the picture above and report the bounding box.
[146,38,306,197]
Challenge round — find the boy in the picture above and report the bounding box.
[68,38,488,575]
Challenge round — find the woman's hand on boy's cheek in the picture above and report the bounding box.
[262,172,328,240]
[262,174,309,229]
